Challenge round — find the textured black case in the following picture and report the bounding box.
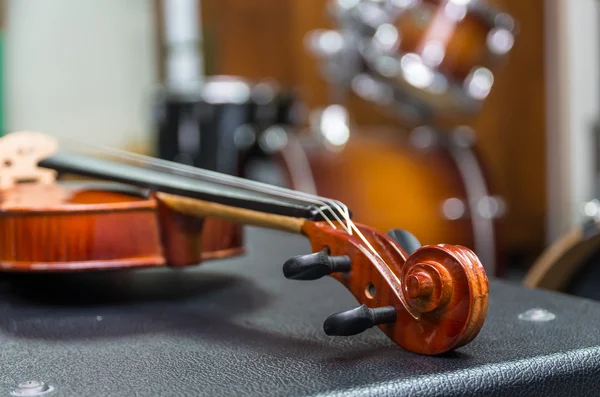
[1,227,600,396]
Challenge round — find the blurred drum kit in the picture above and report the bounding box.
[280,0,517,277]
[155,0,518,277]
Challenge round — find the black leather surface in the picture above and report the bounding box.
[1,227,600,396]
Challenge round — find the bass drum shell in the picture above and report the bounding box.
[277,127,503,276]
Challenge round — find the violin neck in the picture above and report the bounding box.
[39,151,348,222]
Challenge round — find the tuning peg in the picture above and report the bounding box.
[323,304,397,336]
[387,229,422,255]
[283,248,351,280]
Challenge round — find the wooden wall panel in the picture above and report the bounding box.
[469,0,546,255]
[202,0,295,84]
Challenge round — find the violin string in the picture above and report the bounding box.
[61,139,348,230]
[64,140,386,259]
[59,139,418,318]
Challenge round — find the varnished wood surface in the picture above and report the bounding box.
[0,182,245,271]
[155,196,246,267]
[302,220,488,355]
[0,183,165,271]
[290,128,475,248]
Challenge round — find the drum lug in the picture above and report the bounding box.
[449,126,477,148]
[441,197,468,220]
[442,196,506,220]
[476,195,506,219]
[581,199,600,223]
[409,126,439,150]
[258,126,289,154]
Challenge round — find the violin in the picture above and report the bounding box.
[0,131,488,355]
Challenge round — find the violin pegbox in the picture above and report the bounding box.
[0,131,59,190]
[284,220,489,355]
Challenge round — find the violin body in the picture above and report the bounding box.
[0,182,243,272]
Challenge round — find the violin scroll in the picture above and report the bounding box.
[285,220,489,355]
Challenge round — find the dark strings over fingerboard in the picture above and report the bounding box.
[39,147,351,222]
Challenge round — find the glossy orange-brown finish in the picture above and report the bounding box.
[395,0,497,82]
[0,182,244,272]
[291,130,474,250]
[302,220,489,355]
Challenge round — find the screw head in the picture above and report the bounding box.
[10,380,54,396]
[518,308,556,322]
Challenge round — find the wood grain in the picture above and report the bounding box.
[290,127,474,246]
[302,220,489,355]
[0,184,165,271]
[201,0,296,84]
[0,182,245,271]
[469,0,546,256]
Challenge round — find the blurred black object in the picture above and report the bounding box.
[153,76,302,181]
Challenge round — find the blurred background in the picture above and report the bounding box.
[2,0,600,295]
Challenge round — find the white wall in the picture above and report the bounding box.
[4,0,158,148]
[546,0,600,242]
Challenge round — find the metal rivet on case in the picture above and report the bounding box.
[10,380,55,396]
[518,308,556,322]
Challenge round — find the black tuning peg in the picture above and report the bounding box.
[283,249,351,280]
[323,304,397,336]
[387,229,422,255]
